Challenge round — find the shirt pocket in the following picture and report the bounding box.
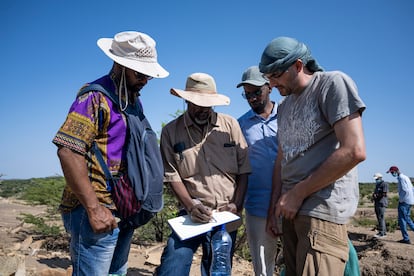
[222,146,238,174]
[209,145,238,175]
[176,146,199,178]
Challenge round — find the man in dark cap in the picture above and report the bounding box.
[237,66,280,276]
[260,37,367,275]
[387,166,414,244]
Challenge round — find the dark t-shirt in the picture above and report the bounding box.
[374,180,389,207]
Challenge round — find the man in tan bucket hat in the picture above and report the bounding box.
[156,73,251,276]
[53,31,168,275]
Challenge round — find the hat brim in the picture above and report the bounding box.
[236,79,267,88]
[170,88,230,107]
[97,38,169,79]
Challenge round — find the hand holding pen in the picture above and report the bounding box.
[189,203,213,223]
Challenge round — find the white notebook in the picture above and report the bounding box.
[167,211,240,240]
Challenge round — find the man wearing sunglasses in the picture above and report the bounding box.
[237,66,280,276]
[53,31,168,275]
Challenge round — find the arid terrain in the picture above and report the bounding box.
[0,197,413,276]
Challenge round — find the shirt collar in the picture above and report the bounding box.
[247,101,277,120]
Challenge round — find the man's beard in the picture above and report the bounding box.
[251,100,266,114]
[128,83,144,95]
[194,116,210,125]
[193,110,211,125]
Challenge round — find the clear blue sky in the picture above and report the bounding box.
[1,0,413,183]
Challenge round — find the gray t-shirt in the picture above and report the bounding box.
[277,71,366,224]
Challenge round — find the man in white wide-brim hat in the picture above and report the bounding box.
[156,73,251,276]
[53,31,168,275]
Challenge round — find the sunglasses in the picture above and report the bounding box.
[134,71,153,80]
[263,70,288,81]
[242,87,264,100]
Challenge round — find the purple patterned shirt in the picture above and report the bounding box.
[53,75,127,211]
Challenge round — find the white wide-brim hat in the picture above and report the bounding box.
[97,31,169,78]
[170,73,230,107]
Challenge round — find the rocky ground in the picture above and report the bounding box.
[0,197,413,276]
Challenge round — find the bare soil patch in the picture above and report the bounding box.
[0,198,413,275]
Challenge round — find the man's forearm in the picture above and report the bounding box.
[57,147,100,210]
[232,173,248,212]
[169,181,196,212]
[268,154,282,216]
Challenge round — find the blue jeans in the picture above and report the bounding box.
[156,216,237,276]
[62,205,135,276]
[398,202,414,241]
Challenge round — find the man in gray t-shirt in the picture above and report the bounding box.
[259,36,366,276]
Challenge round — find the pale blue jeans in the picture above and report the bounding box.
[398,202,414,241]
[62,205,134,276]
[245,211,279,276]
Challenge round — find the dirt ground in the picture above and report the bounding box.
[0,197,413,276]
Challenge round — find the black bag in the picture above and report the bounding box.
[79,83,164,229]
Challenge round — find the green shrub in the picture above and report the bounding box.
[0,178,32,198]
[388,195,399,209]
[0,177,64,237]
[386,218,398,232]
[135,187,179,243]
[0,176,65,208]
[20,177,65,207]
[353,217,377,228]
[19,213,61,236]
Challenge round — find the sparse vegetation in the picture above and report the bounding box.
[1,177,411,263]
[0,176,259,261]
[18,213,61,236]
[0,176,65,206]
[0,177,65,236]
[358,182,398,207]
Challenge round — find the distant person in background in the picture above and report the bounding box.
[236,66,280,276]
[387,166,414,244]
[372,173,389,238]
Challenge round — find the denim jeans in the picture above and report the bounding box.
[156,219,237,276]
[398,202,414,241]
[62,205,134,276]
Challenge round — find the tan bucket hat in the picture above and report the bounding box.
[97,31,169,78]
[170,73,230,107]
